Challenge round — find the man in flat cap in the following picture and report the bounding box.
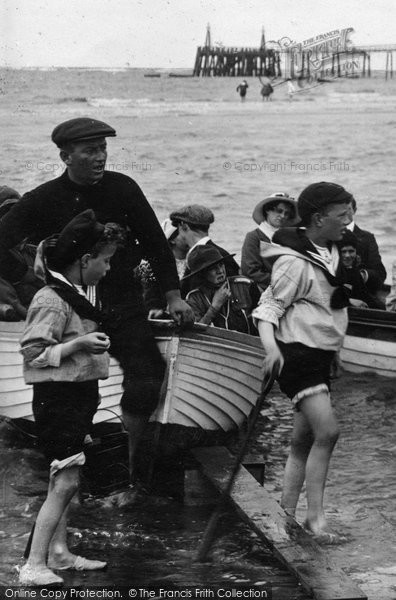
[170,204,240,296]
[0,117,194,489]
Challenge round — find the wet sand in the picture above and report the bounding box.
[254,371,396,600]
[1,370,395,599]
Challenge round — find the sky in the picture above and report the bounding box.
[1,0,396,68]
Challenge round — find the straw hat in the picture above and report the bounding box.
[252,192,297,225]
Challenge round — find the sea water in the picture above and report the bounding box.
[0,69,396,599]
[0,68,395,274]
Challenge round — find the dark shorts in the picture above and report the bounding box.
[33,380,99,462]
[277,342,335,407]
[108,310,166,416]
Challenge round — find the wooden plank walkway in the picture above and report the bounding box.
[192,447,367,600]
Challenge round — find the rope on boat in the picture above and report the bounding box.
[0,415,37,440]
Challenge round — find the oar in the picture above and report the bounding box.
[195,371,276,562]
[293,74,340,94]
[271,80,289,88]
[24,523,35,559]
[258,75,287,88]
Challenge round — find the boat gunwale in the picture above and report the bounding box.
[347,307,396,331]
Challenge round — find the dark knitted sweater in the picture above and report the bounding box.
[0,170,179,313]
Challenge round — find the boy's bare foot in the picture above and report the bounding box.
[310,531,348,545]
[303,519,348,545]
[48,553,107,571]
[18,564,64,585]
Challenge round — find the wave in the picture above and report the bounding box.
[88,97,139,107]
[328,91,392,102]
[30,95,88,104]
[56,96,88,103]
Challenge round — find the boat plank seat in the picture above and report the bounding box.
[192,446,367,600]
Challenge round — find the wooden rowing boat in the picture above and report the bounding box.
[2,305,394,431]
[341,307,396,377]
[0,320,265,430]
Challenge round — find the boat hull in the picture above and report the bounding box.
[0,321,265,430]
[340,307,396,377]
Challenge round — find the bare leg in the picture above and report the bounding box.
[298,392,339,535]
[27,467,79,568]
[48,507,69,561]
[281,411,314,517]
[48,502,106,570]
[19,468,79,584]
[122,411,149,483]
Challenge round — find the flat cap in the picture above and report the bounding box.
[51,117,116,148]
[298,182,353,224]
[0,186,21,204]
[170,204,215,227]
[0,186,21,219]
[47,209,105,271]
[338,229,358,249]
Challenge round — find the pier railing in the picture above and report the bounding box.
[193,44,396,79]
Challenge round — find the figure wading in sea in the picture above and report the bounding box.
[259,75,274,101]
[253,182,352,544]
[236,79,249,101]
[286,78,296,101]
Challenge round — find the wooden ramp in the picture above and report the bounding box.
[192,447,367,600]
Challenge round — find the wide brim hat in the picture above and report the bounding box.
[182,245,236,279]
[252,192,298,225]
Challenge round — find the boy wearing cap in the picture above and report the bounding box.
[241,192,297,292]
[253,182,352,543]
[170,204,240,291]
[19,210,125,585]
[0,117,194,489]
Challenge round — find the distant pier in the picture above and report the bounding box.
[193,25,281,77]
[193,26,396,79]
